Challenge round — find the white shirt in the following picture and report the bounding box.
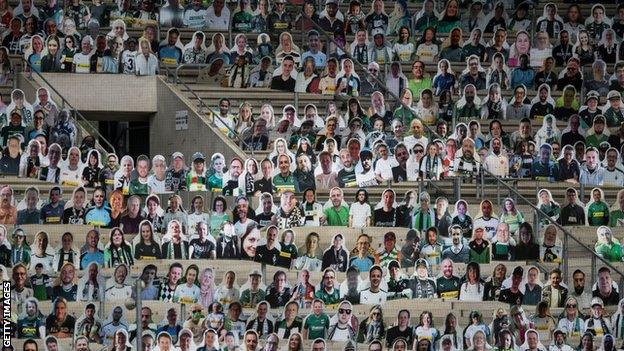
[404,135,429,151]
[374,157,397,181]
[73,52,92,73]
[136,53,159,76]
[473,216,499,241]
[484,153,509,177]
[148,174,166,193]
[356,169,377,187]
[206,6,230,30]
[603,167,624,186]
[349,202,371,228]
[359,288,387,305]
[459,282,484,301]
[105,284,133,301]
[60,166,82,186]
[183,7,208,28]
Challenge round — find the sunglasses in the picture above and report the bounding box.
[339,308,351,315]
[368,69,378,72]
[414,149,424,154]
[566,304,577,308]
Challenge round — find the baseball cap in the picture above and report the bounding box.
[192,152,205,162]
[591,297,604,307]
[325,0,337,4]
[172,151,184,160]
[415,258,427,268]
[249,269,262,277]
[585,91,599,103]
[371,28,384,37]
[608,90,621,100]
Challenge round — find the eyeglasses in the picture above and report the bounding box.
[339,308,351,314]
[566,304,577,308]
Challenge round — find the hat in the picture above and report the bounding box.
[172,151,184,160]
[274,0,285,3]
[469,310,482,319]
[406,229,419,241]
[249,269,262,277]
[343,340,356,351]
[325,0,337,4]
[592,297,604,307]
[349,116,363,127]
[334,233,344,240]
[510,305,524,316]
[192,152,205,162]
[608,90,621,100]
[585,91,599,103]
[359,148,373,159]
[594,115,606,124]
[512,266,524,277]
[12,228,26,237]
[10,109,21,117]
[553,329,565,337]
[415,258,427,268]
[371,28,384,37]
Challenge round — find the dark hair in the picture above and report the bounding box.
[598,266,611,275]
[572,269,585,277]
[369,265,382,276]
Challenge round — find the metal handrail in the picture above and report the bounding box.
[477,166,624,286]
[21,59,116,153]
[163,65,256,157]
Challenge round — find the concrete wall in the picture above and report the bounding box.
[32,73,158,114]
[18,73,246,161]
[149,77,247,161]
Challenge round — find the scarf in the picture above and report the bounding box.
[82,280,100,301]
[58,250,75,271]
[424,155,440,179]
[110,246,132,267]
[200,286,214,307]
[249,318,271,336]
[166,240,187,260]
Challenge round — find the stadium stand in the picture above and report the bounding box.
[5,1,624,351]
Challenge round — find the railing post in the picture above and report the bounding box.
[136,279,143,351]
[591,255,597,288]
[563,230,569,281]
[453,176,461,202]
[261,263,267,281]
[294,92,299,116]
[534,209,540,235]
[480,170,484,199]
[496,180,500,205]
[579,182,585,203]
